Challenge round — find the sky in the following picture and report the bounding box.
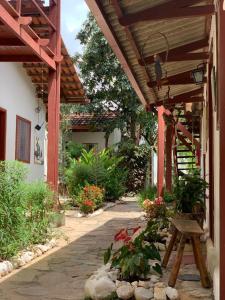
[61,0,90,55]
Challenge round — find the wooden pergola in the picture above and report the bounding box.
[0,0,87,192]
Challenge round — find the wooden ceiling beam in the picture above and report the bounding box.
[119,1,215,26]
[0,54,41,62]
[0,3,56,69]
[147,70,207,87]
[139,38,209,65]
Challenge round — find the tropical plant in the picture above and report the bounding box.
[65,148,126,201]
[117,141,150,192]
[76,185,104,214]
[163,190,175,203]
[104,226,162,281]
[174,170,208,213]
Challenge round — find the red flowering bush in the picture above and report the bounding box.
[76,185,104,214]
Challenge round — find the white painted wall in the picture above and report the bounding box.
[71,128,121,151]
[202,12,220,300]
[0,62,46,182]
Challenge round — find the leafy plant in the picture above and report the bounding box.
[163,190,175,203]
[76,185,104,214]
[0,161,54,259]
[174,170,208,213]
[117,141,150,192]
[138,186,157,207]
[104,225,162,282]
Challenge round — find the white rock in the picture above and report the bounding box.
[0,262,9,276]
[165,287,179,300]
[20,251,34,263]
[11,257,20,269]
[84,276,99,299]
[94,277,116,300]
[46,239,57,249]
[155,282,166,288]
[138,280,151,289]
[33,247,42,257]
[36,244,49,253]
[108,269,119,282]
[134,287,154,300]
[4,261,13,273]
[154,286,166,300]
[150,275,160,283]
[117,283,134,300]
[155,242,166,251]
[131,281,138,287]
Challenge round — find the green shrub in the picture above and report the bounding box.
[117,141,150,192]
[138,186,157,207]
[0,161,54,259]
[65,148,127,201]
[66,141,83,160]
[163,190,175,203]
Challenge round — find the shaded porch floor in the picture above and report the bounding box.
[0,198,213,300]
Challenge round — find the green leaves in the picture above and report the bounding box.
[104,243,113,265]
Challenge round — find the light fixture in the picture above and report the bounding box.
[191,63,206,85]
[35,122,44,131]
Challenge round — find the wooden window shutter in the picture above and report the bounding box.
[15,116,31,163]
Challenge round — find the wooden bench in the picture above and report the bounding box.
[162,218,211,288]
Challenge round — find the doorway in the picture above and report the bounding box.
[0,108,6,161]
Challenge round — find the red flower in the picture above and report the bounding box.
[114,229,129,242]
[83,200,94,207]
[155,197,164,205]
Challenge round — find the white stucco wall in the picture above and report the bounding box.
[0,62,46,182]
[202,12,220,300]
[71,128,121,151]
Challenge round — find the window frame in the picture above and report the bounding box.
[15,115,31,164]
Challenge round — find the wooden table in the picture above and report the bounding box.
[162,218,211,288]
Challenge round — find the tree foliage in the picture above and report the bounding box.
[74,13,157,144]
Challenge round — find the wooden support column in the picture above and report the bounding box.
[219,0,225,298]
[47,0,61,193]
[165,123,173,192]
[157,106,165,197]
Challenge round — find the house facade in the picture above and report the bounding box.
[86,0,225,299]
[70,113,121,151]
[0,1,87,187]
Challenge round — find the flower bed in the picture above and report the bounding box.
[76,185,104,214]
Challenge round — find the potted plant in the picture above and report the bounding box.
[173,170,208,226]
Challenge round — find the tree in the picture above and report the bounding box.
[73,13,157,145]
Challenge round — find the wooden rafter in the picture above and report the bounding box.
[119,0,215,26]
[139,38,209,65]
[0,3,56,69]
[148,70,207,87]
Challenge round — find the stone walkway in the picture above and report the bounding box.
[0,198,143,300]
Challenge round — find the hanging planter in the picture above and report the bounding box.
[163,113,174,127]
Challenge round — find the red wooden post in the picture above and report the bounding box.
[157,106,165,197]
[219,1,225,298]
[47,0,61,193]
[165,123,173,192]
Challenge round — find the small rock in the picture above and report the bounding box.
[47,239,57,249]
[36,244,49,253]
[108,269,119,282]
[20,251,34,264]
[134,287,154,300]
[4,261,13,273]
[84,276,98,299]
[155,282,166,288]
[94,277,116,300]
[165,287,179,300]
[131,281,138,287]
[155,242,166,251]
[0,262,9,276]
[116,283,134,299]
[138,280,151,289]
[150,275,160,283]
[33,247,42,257]
[154,286,166,300]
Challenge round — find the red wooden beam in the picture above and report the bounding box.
[177,132,194,154]
[176,122,200,149]
[85,0,147,106]
[165,124,173,192]
[47,0,61,194]
[139,38,209,65]
[148,70,207,87]
[31,0,56,31]
[157,106,165,197]
[0,3,56,69]
[219,1,225,299]
[119,1,215,26]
